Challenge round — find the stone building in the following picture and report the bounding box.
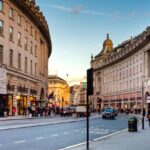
[0,0,52,116]
[70,84,80,106]
[48,75,70,107]
[91,28,150,110]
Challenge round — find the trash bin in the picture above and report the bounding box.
[128,116,137,132]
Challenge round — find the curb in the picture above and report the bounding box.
[0,115,100,131]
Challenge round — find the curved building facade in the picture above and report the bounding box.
[91,28,150,111]
[0,0,52,116]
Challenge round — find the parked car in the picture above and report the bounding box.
[102,107,116,119]
[60,107,72,117]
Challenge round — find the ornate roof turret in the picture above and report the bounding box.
[103,33,113,53]
[95,33,113,59]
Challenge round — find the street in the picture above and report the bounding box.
[0,114,128,150]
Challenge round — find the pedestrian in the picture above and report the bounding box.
[147,108,150,127]
[12,106,16,116]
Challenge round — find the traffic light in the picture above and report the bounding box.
[87,68,93,95]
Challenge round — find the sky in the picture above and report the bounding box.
[36,0,150,85]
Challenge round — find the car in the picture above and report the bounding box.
[60,107,72,117]
[102,107,116,119]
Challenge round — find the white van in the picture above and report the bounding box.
[76,105,90,117]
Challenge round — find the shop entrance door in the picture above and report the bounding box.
[17,96,27,115]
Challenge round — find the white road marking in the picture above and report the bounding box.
[63,132,70,135]
[58,141,92,150]
[35,137,44,140]
[14,140,26,144]
[51,134,58,137]
[93,129,128,141]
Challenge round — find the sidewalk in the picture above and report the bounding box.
[0,112,100,121]
[62,117,150,150]
[0,113,100,130]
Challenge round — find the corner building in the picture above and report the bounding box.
[0,0,52,115]
[48,75,70,107]
[91,28,150,111]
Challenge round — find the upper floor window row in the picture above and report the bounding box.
[0,0,3,11]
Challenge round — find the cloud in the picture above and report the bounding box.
[70,5,84,14]
[145,12,150,16]
[42,4,130,21]
[130,11,136,17]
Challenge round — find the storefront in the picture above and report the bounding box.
[8,94,13,116]
[17,95,27,115]
[0,94,8,117]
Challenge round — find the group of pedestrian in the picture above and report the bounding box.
[26,106,61,117]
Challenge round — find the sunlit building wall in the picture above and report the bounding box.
[91,28,150,110]
[0,0,52,115]
[48,75,70,107]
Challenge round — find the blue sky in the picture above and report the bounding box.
[36,0,150,84]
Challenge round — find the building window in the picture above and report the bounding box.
[17,15,21,25]
[9,49,13,67]
[30,41,32,54]
[9,26,13,41]
[0,0,3,11]
[0,20,3,35]
[25,57,27,73]
[18,53,21,69]
[25,37,27,50]
[30,60,32,75]
[25,20,27,30]
[9,8,13,18]
[0,45,3,64]
[18,32,21,46]
[35,45,37,57]
[35,63,37,76]
[35,31,37,40]
[30,26,33,36]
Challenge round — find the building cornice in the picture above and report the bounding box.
[10,0,52,58]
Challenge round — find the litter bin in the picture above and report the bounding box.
[128,116,137,132]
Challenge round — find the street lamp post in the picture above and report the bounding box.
[142,77,145,130]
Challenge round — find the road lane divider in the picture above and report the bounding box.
[51,134,58,137]
[14,140,26,144]
[35,137,44,140]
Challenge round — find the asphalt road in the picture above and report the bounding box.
[0,114,128,150]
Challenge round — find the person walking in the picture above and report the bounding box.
[147,108,150,127]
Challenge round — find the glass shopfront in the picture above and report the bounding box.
[17,96,27,115]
